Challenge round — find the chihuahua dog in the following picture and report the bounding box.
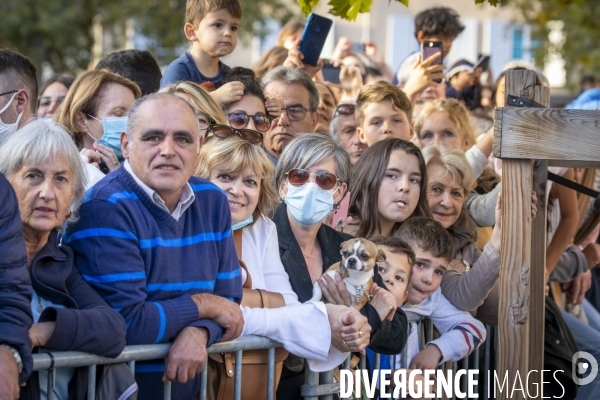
[310,238,385,310]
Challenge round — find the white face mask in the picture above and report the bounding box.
[0,92,23,143]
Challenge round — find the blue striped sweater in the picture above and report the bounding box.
[66,166,242,347]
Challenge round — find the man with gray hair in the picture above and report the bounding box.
[66,93,243,399]
[329,101,366,165]
[0,49,38,142]
[262,66,320,162]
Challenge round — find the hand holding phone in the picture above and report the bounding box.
[298,13,333,66]
[421,41,443,83]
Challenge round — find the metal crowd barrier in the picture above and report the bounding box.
[33,322,499,400]
[32,335,281,400]
[302,321,499,399]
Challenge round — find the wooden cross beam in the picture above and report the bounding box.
[494,105,600,168]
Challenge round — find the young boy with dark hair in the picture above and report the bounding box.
[370,235,414,307]
[394,7,465,86]
[161,0,244,105]
[96,50,162,96]
[356,81,413,147]
[394,217,485,370]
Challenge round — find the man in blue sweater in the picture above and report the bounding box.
[66,93,243,399]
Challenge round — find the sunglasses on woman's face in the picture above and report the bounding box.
[228,111,273,132]
[286,168,340,191]
[334,104,356,116]
[205,124,263,145]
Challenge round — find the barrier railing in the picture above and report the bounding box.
[302,321,499,399]
[32,335,282,400]
[33,322,498,400]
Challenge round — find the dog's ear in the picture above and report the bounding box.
[377,248,386,262]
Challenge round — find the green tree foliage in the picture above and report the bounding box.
[507,0,600,85]
[1,0,295,76]
[299,0,499,21]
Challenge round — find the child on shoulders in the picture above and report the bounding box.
[161,0,245,105]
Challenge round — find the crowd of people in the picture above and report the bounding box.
[1,1,600,399]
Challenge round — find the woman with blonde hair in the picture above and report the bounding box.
[158,81,227,125]
[55,69,141,175]
[252,46,288,80]
[196,135,370,382]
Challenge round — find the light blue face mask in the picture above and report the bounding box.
[99,116,128,160]
[87,115,128,160]
[284,182,335,227]
[231,215,254,231]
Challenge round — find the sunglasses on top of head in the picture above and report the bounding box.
[228,111,273,132]
[205,124,263,145]
[286,168,340,191]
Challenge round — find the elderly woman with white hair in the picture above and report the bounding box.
[0,120,126,400]
[272,133,408,400]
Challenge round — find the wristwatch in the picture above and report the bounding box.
[0,344,23,374]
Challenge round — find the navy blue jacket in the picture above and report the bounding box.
[20,230,126,400]
[0,173,33,382]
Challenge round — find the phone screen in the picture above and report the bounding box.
[322,64,341,84]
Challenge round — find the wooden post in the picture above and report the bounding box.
[497,70,537,400]
[528,85,550,396]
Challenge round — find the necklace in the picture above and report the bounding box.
[37,292,44,313]
[302,243,317,259]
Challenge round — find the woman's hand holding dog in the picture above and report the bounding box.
[326,304,371,354]
[318,272,353,307]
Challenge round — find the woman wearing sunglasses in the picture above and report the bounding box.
[218,68,280,146]
[195,135,369,375]
[273,133,408,400]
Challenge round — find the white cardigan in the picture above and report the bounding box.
[240,215,348,371]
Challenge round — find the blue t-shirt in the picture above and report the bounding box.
[160,51,230,88]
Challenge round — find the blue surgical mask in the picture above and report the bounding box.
[87,115,128,160]
[99,116,128,160]
[231,215,254,231]
[284,182,334,227]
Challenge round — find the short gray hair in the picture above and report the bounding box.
[262,66,319,113]
[126,93,200,143]
[330,99,357,141]
[0,119,86,224]
[275,133,351,191]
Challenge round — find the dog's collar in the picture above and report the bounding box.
[352,284,371,304]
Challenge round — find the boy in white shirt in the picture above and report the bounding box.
[391,217,486,370]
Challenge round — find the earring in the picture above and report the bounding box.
[66,209,73,219]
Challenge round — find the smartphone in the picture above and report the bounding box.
[352,42,365,54]
[298,13,333,66]
[421,40,443,83]
[322,63,341,84]
[330,191,350,229]
[474,55,490,71]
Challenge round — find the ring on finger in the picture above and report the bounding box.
[340,339,346,347]
[359,330,363,338]
[113,161,118,166]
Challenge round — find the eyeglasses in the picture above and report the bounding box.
[38,95,66,108]
[0,90,18,98]
[206,124,263,145]
[279,107,308,121]
[286,168,340,191]
[198,113,214,130]
[334,104,355,116]
[228,111,273,132]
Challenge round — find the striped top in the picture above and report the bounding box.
[66,166,242,347]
